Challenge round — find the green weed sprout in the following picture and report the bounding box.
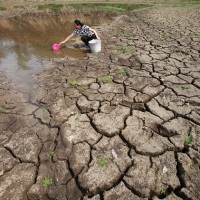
[120,45,135,54]
[99,76,113,84]
[78,85,86,91]
[98,157,108,168]
[0,107,6,113]
[50,152,55,158]
[184,135,192,147]
[160,188,167,195]
[117,69,126,75]
[70,80,78,87]
[52,71,60,77]
[112,51,119,55]
[42,178,53,186]
[181,85,191,90]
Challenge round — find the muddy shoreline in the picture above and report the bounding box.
[0,3,200,200]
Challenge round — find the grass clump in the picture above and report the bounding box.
[52,71,60,77]
[0,6,7,11]
[0,107,6,113]
[120,45,135,55]
[162,33,171,40]
[42,178,53,186]
[99,76,113,84]
[117,69,127,75]
[38,4,63,13]
[193,32,200,37]
[98,157,108,168]
[184,134,192,147]
[68,3,152,13]
[181,85,191,90]
[50,151,55,158]
[70,80,79,87]
[112,51,119,55]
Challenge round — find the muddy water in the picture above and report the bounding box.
[0,12,108,96]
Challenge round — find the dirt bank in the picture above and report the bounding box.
[0,3,200,200]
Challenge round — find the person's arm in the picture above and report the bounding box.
[89,27,100,40]
[59,33,75,46]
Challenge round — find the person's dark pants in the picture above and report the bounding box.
[81,34,97,46]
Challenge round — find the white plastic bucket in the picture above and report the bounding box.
[89,39,101,53]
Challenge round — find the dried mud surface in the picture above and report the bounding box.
[0,5,200,200]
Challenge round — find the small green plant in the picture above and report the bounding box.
[160,188,167,195]
[70,80,78,87]
[98,157,108,168]
[52,71,59,77]
[120,45,135,55]
[128,37,134,40]
[99,76,113,84]
[42,178,53,186]
[181,85,191,90]
[50,151,55,158]
[40,105,47,111]
[184,134,192,147]
[117,69,126,75]
[78,85,86,91]
[0,6,7,11]
[193,32,200,37]
[0,107,6,113]
[112,51,119,55]
[162,33,171,39]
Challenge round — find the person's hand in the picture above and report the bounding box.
[97,36,100,40]
[59,42,63,46]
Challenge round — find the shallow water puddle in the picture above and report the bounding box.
[0,18,88,96]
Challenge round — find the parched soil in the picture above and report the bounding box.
[0,4,200,200]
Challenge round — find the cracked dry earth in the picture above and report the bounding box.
[0,6,200,200]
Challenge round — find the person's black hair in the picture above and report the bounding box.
[74,19,84,27]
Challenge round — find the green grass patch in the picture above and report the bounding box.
[42,178,53,186]
[38,4,63,13]
[0,6,7,11]
[98,76,113,84]
[181,85,191,90]
[70,80,79,87]
[98,157,108,168]
[162,33,171,40]
[0,107,6,113]
[50,151,55,158]
[77,85,86,91]
[184,134,192,147]
[193,32,200,36]
[120,45,135,54]
[117,69,127,75]
[112,51,119,55]
[52,71,60,77]
[68,3,152,13]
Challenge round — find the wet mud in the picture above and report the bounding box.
[0,4,200,200]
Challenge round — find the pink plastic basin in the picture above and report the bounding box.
[53,44,60,50]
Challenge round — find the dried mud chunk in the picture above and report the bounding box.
[5,127,42,165]
[122,111,173,155]
[69,142,91,176]
[93,105,130,136]
[0,147,20,176]
[0,163,36,200]
[66,178,83,200]
[104,182,144,200]
[124,151,180,197]
[61,114,101,146]
[78,136,131,195]
[178,153,200,200]
[77,96,100,113]
[159,117,199,150]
